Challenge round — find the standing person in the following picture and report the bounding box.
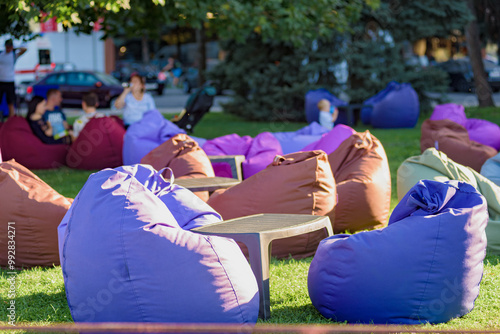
[114,73,156,127]
[0,39,27,117]
[43,88,72,144]
[72,92,104,139]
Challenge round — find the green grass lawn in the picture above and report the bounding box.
[2,108,500,328]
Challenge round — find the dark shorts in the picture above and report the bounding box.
[0,82,16,104]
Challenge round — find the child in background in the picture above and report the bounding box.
[317,99,339,130]
[72,92,104,139]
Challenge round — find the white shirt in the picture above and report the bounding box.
[0,50,16,82]
[73,111,105,138]
[122,93,156,125]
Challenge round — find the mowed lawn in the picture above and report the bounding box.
[1,107,500,328]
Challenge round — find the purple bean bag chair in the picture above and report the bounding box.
[302,124,356,155]
[305,89,348,124]
[466,118,500,151]
[203,132,282,179]
[430,103,467,127]
[58,164,259,324]
[308,179,487,324]
[361,81,400,125]
[369,82,420,128]
[122,109,186,165]
[272,122,328,154]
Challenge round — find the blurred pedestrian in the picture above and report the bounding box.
[0,39,27,117]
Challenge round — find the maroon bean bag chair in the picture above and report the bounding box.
[207,151,336,259]
[141,133,215,201]
[327,130,391,234]
[421,119,497,173]
[0,159,73,268]
[66,117,125,170]
[0,116,68,169]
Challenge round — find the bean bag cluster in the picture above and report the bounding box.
[481,152,500,187]
[398,148,500,255]
[430,103,500,150]
[202,132,282,180]
[271,122,328,154]
[122,109,187,165]
[58,164,259,323]
[66,116,125,170]
[421,118,497,172]
[0,159,72,268]
[0,116,68,169]
[304,88,348,125]
[327,130,391,234]
[361,81,419,128]
[141,133,215,201]
[308,179,488,324]
[207,150,336,259]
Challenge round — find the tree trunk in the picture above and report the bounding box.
[141,33,149,64]
[196,23,207,85]
[466,0,494,107]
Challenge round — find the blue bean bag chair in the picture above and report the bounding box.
[305,89,347,124]
[363,82,420,128]
[58,164,259,324]
[308,179,488,324]
[272,122,328,154]
[481,152,500,187]
[122,109,187,165]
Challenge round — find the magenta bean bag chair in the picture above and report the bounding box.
[66,117,125,170]
[466,118,500,151]
[430,103,467,127]
[0,116,68,169]
[122,109,186,165]
[58,164,259,324]
[203,132,283,179]
[302,124,356,155]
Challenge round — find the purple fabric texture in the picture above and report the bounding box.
[122,109,186,165]
[202,132,282,179]
[466,118,500,151]
[430,103,467,127]
[368,82,420,128]
[272,122,329,154]
[302,124,356,155]
[305,89,348,124]
[430,103,500,150]
[308,180,487,324]
[58,164,259,324]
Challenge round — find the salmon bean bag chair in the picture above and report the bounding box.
[141,133,215,201]
[397,148,500,255]
[122,109,186,165]
[0,159,72,268]
[66,117,125,170]
[421,119,497,172]
[309,179,488,324]
[481,152,500,187]
[0,116,68,169]
[202,132,282,180]
[327,130,391,234]
[207,151,336,259]
[58,164,258,324]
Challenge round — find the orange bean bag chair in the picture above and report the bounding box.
[0,116,68,169]
[207,151,336,259]
[421,119,497,173]
[66,117,125,170]
[327,130,391,234]
[0,159,72,268]
[141,133,215,201]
